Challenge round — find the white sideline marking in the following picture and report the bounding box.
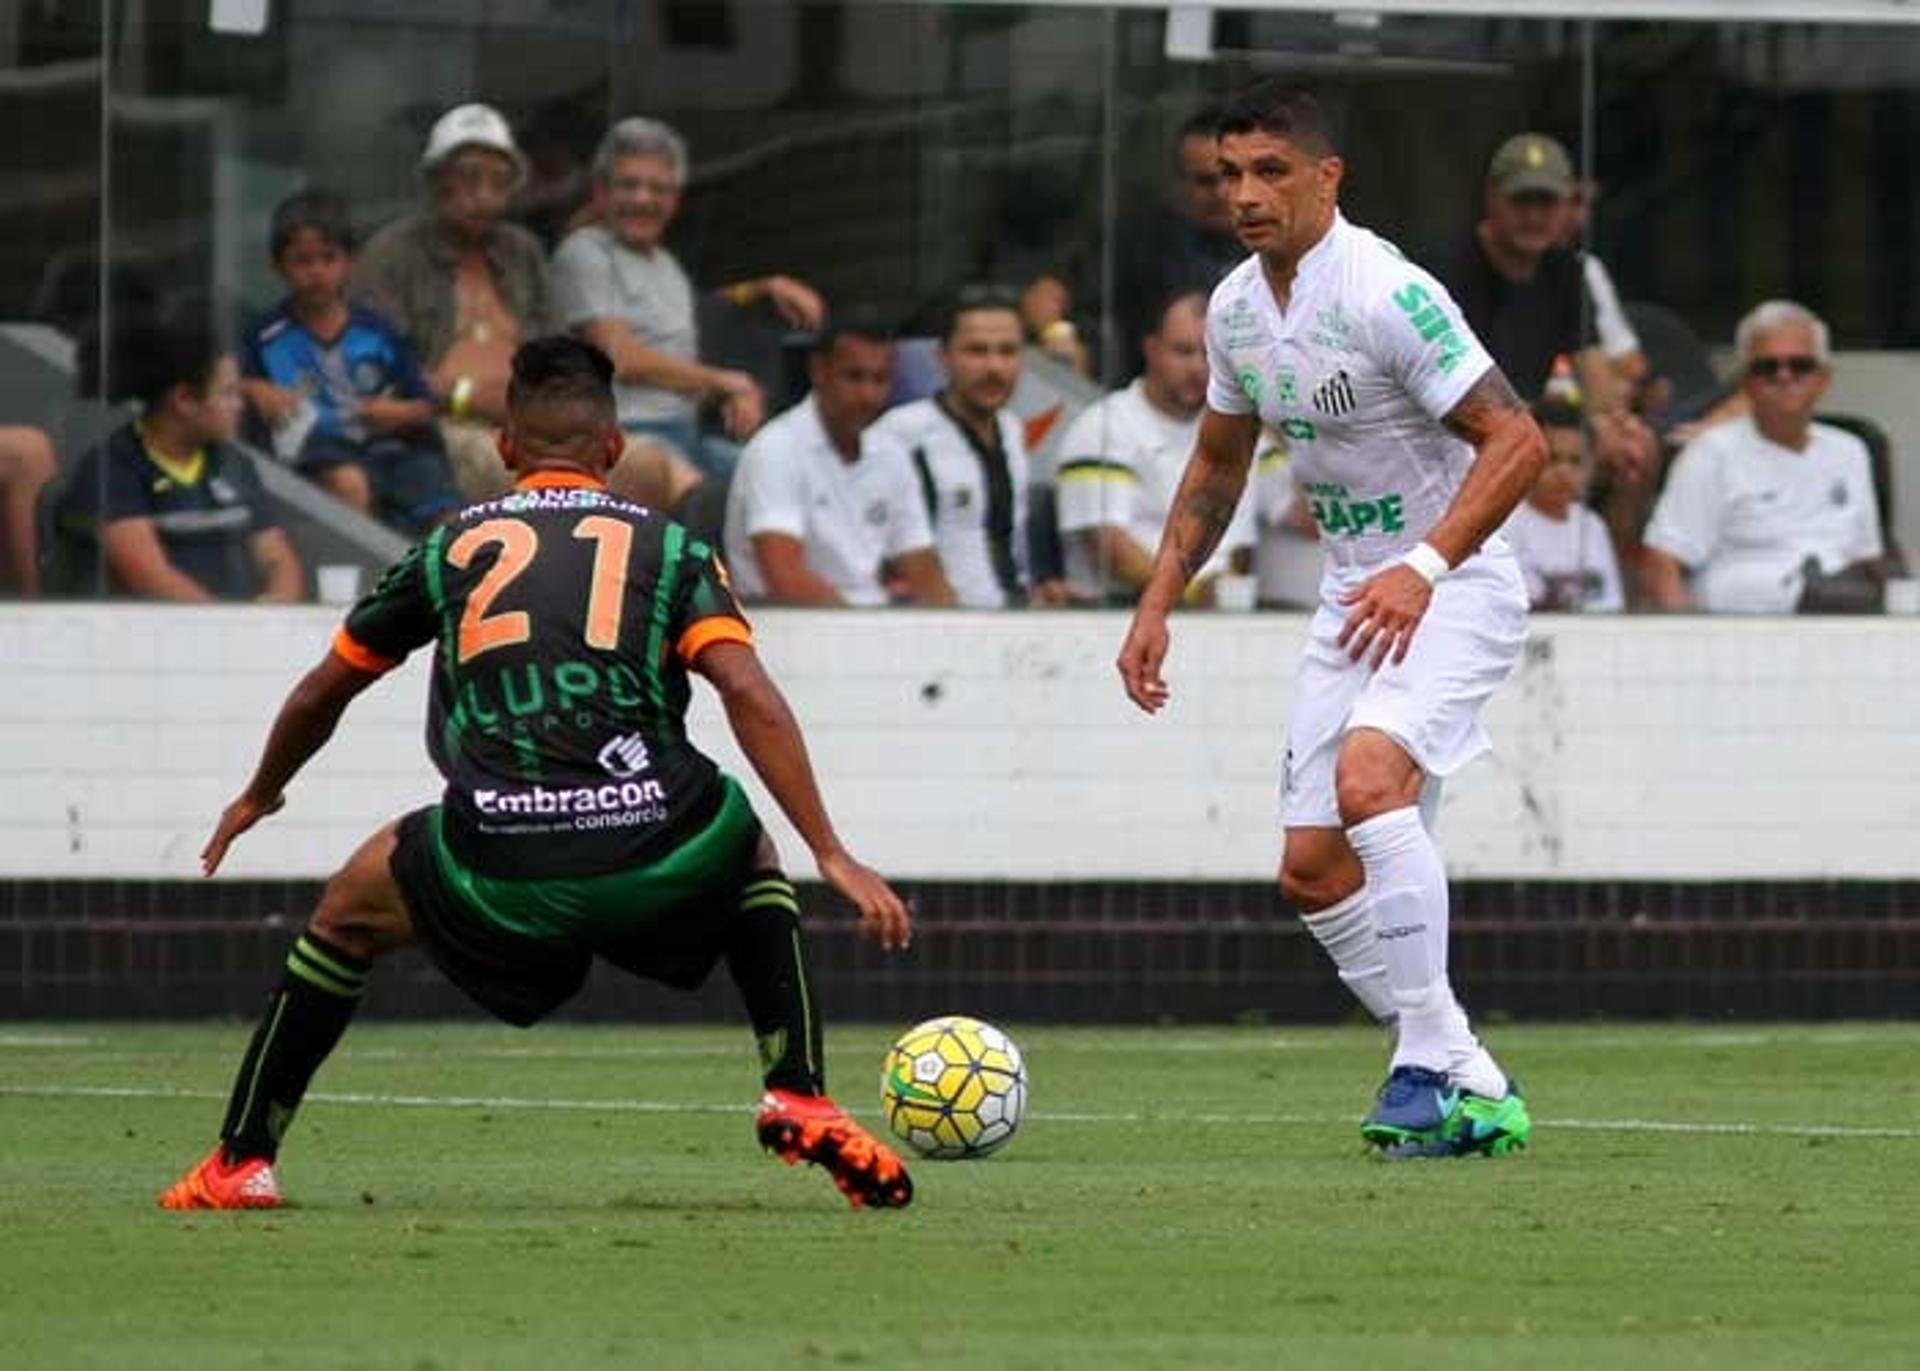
[0,1034,93,1047]
[2,1083,1915,1140]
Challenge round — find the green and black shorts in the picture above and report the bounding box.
[389,778,764,1026]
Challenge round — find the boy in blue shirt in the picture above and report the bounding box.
[241,190,461,533]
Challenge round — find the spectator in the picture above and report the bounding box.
[1016,106,1244,379]
[1502,399,1624,612]
[354,103,697,511]
[1110,106,1244,373]
[1444,132,1658,578]
[723,313,954,607]
[1052,290,1254,606]
[240,189,461,536]
[0,425,55,595]
[1559,177,1647,394]
[1442,134,1654,477]
[1642,301,1886,613]
[552,118,821,479]
[872,285,1063,608]
[54,318,303,601]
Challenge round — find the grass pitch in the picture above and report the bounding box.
[2,1021,1916,1370]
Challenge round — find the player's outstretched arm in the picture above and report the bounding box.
[695,640,911,950]
[1117,407,1259,714]
[201,653,381,875]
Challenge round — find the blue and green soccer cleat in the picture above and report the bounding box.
[1377,1080,1532,1159]
[1359,1065,1462,1151]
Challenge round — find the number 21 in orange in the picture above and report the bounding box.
[446,515,634,663]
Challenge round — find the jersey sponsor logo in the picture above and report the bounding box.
[1275,367,1300,406]
[1306,306,1359,355]
[1238,368,1264,406]
[1390,281,1469,374]
[1303,481,1405,537]
[1278,417,1318,443]
[864,499,889,526]
[1312,369,1356,416]
[596,732,651,779]
[1830,479,1849,507]
[473,778,667,818]
[1220,297,1264,349]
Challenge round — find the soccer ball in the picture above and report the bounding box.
[880,1015,1028,1160]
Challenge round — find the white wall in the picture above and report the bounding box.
[3,604,1916,882]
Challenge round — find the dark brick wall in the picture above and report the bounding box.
[2,879,1916,1022]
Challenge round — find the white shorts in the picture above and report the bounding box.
[1282,552,1527,829]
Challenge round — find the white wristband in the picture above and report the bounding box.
[1401,541,1449,586]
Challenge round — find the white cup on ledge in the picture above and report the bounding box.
[316,564,362,606]
[1213,572,1257,613]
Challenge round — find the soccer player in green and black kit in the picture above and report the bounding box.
[161,336,915,1211]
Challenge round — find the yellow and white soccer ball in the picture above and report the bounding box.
[880,1015,1028,1160]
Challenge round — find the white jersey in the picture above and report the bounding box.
[1644,416,1883,613]
[1204,213,1503,596]
[722,395,935,607]
[1502,500,1625,612]
[871,397,1030,608]
[1053,379,1255,601]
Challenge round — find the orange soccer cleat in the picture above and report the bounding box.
[157,1147,284,1211]
[756,1089,913,1210]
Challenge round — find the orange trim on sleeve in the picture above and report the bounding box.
[331,626,399,676]
[676,615,754,664]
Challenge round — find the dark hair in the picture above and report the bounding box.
[81,313,223,410]
[507,334,616,414]
[1147,287,1210,339]
[1176,104,1224,146]
[269,188,355,260]
[940,284,1022,343]
[812,306,896,358]
[1217,81,1338,157]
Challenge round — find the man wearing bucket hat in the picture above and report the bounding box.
[356,103,699,513]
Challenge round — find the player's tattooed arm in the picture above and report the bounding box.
[1425,367,1547,567]
[1138,409,1259,611]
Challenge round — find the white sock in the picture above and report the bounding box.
[1298,887,1396,1024]
[1347,806,1458,1074]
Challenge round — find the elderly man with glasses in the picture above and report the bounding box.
[551,116,825,480]
[1641,300,1887,612]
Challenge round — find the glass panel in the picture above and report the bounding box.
[1593,21,1919,588]
[0,2,105,597]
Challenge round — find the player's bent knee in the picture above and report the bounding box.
[1334,733,1422,827]
[1278,831,1363,912]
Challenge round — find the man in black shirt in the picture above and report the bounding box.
[1443,133,1658,567]
[1440,133,1590,404]
[160,336,915,1212]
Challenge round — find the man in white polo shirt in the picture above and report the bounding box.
[1116,82,1548,1160]
[1054,290,1255,605]
[873,285,1056,607]
[1642,300,1885,613]
[723,315,956,606]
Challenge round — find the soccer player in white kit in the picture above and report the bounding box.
[1117,82,1547,1158]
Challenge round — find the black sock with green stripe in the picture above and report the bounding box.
[218,931,371,1163]
[725,871,824,1096]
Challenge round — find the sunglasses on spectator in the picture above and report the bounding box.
[1747,356,1820,380]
